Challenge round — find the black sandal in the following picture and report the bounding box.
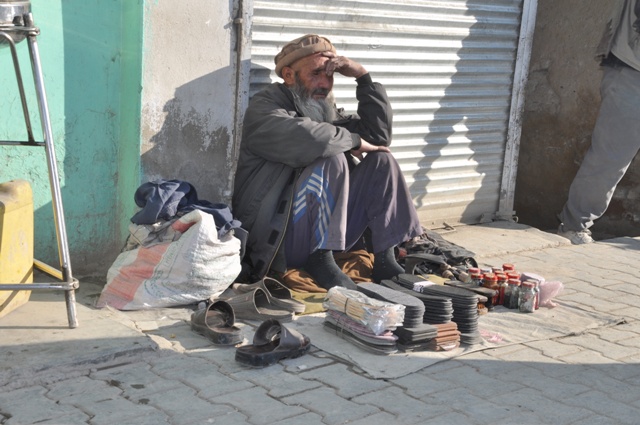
[190,300,243,346]
[235,319,311,367]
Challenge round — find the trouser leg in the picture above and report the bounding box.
[345,152,422,252]
[560,65,640,231]
[284,155,348,268]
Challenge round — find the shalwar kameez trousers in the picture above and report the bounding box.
[284,152,422,270]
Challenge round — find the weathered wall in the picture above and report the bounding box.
[0,1,143,276]
[140,0,238,205]
[1,0,241,278]
[515,0,640,238]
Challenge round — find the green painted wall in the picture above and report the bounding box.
[0,1,143,276]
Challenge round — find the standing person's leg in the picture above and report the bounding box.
[284,155,356,290]
[559,65,640,243]
[346,152,422,282]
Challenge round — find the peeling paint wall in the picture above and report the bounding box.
[0,1,143,276]
[140,0,237,204]
[516,0,640,238]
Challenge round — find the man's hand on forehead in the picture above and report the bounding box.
[322,52,367,79]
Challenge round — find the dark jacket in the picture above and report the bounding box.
[232,73,392,280]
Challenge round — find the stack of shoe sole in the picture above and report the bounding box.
[393,323,438,351]
[357,283,424,328]
[323,309,398,355]
[392,273,434,291]
[381,279,454,324]
[357,283,440,347]
[416,284,482,345]
[429,322,461,351]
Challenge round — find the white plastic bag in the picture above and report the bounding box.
[97,210,241,310]
[323,286,405,335]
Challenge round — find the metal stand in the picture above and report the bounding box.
[0,12,79,328]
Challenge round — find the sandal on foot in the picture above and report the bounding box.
[232,277,306,314]
[235,319,311,368]
[190,300,243,346]
[222,288,294,322]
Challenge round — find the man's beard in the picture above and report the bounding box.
[290,75,337,123]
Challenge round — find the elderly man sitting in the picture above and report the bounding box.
[232,34,422,290]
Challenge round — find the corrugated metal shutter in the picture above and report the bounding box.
[249,0,523,227]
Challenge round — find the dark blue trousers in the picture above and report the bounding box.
[284,152,422,268]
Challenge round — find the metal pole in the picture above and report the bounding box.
[0,30,35,142]
[24,12,78,328]
[497,0,539,221]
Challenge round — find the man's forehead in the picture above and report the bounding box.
[292,52,329,71]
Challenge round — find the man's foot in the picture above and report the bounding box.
[558,225,594,245]
[303,249,357,290]
[371,246,405,283]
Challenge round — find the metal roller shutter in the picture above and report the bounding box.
[248,0,526,227]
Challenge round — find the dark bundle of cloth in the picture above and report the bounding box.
[398,227,477,276]
[130,179,247,255]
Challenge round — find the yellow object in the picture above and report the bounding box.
[0,179,34,318]
[426,274,448,285]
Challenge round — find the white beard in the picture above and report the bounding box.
[290,80,337,123]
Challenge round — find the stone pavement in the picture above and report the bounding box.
[1,222,640,425]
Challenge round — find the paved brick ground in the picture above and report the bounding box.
[0,226,639,425]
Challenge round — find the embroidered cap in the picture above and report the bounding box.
[274,34,336,78]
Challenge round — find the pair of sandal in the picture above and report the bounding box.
[229,277,306,318]
[190,277,303,344]
[190,301,310,368]
[195,278,305,327]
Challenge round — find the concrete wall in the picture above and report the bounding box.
[140,0,239,205]
[515,0,640,239]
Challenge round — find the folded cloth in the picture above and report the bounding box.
[290,291,326,315]
[131,179,243,238]
[281,249,375,293]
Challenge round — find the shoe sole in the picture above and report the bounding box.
[235,342,311,368]
[190,322,243,346]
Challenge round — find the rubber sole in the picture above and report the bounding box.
[190,322,243,346]
[235,341,311,368]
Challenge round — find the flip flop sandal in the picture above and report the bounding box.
[190,300,243,346]
[222,288,294,322]
[235,319,311,368]
[232,277,306,314]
